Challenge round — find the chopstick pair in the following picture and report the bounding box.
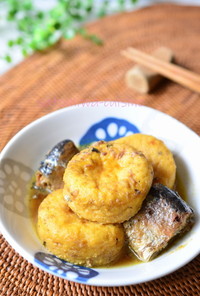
[121,47,200,94]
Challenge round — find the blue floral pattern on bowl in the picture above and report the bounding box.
[79,117,140,146]
[34,252,99,282]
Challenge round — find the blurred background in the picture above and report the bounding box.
[0,0,199,75]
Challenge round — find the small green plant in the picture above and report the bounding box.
[0,0,138,62]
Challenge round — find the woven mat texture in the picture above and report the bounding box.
[0,3,200,296]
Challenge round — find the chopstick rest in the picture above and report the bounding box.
[125,47,174,93]
[122,47,200,94]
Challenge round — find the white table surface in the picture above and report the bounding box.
[0,0,200,75]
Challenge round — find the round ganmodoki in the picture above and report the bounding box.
[37,189,125,267]
[114,134,176,189]
[63,141,153,224]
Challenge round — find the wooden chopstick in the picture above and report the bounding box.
[121,47,200,94]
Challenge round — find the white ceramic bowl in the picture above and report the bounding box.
[0,102,200,287]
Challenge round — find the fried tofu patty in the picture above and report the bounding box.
[114,134,176,189]
[63,141,153,223]
[37,190,125,267]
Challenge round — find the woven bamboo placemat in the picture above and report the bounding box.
[0,3,200,296]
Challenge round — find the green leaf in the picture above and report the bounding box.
[77,27,87,37]
[50,4,64,18]
[22,48,28,57]
[36,11,44,19]
[22,0,33,10]
[4,55,12,63]
[86,5,92,13]
[88,35,103,46]
[97,0,110,18]
[7,9,18,20]
[7,40,15,47]
[118,0,125,5]
[17,19,28,31]
[77,28,103,46]
[98,9,107,18]
[54,22,61,30]
[16,37,23,45]
[29,40,37,50]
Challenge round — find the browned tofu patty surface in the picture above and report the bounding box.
[63,141,153,223]
[114,134,176,189]
[37,190,125,267]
